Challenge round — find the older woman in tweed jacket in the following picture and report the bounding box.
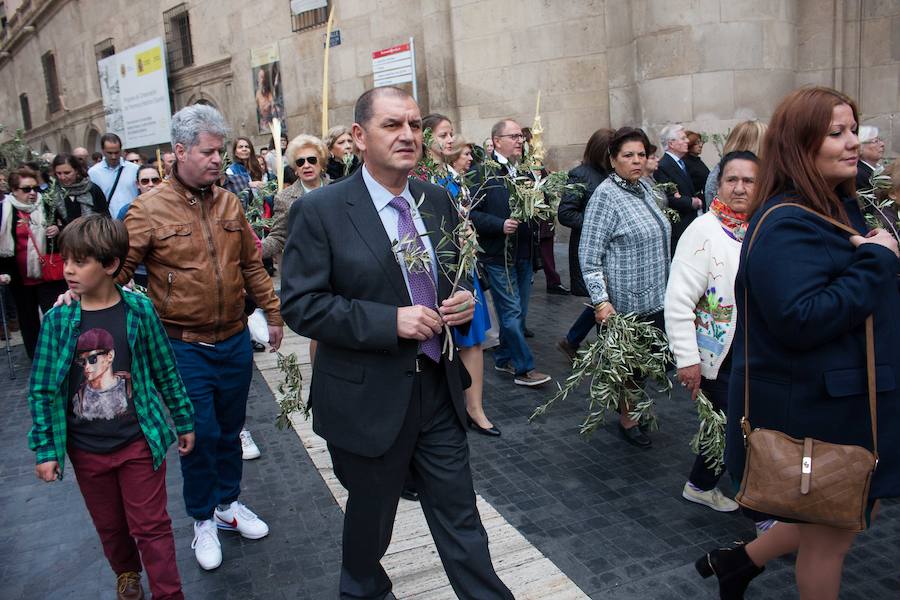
[579,127,671,448]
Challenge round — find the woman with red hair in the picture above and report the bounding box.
[696,87,900,599]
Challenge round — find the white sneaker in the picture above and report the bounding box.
[240,429,261,460]
[191,519,222,570]
[681,482,740,512]
[214,501,269,539]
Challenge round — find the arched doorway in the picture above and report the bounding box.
[86,127,101,153]
[60,136,72,154]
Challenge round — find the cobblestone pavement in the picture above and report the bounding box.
[1,245,897,599]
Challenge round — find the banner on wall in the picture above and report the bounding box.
[250,43,286,134]
[97,38,171,148]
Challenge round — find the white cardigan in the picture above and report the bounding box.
[664,212,742,380]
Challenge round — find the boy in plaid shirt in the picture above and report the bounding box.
[28,215,194,600]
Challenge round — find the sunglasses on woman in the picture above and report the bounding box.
[295,156,318,167]
[17,186,38,193]
[139,177,162,185]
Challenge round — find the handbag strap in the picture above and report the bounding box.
[742,202,878,461]
[23,216,48,260]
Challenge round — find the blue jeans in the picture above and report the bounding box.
[482,260,534,375]
[566,306,596,347]
[171,329,253,520]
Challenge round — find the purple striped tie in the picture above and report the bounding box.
[389,197,441,362]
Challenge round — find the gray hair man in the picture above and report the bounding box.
[656,123,705,251]
[117,104,283,571]
[856,126,885,190]
[72,146,90,166]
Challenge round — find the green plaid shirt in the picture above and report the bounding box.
[28,287,193,477]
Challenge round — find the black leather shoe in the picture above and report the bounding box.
[467,417,501,437]
[547,284,570,295]
[618,423,652,448]
[400,488,419,502]
[251,341,266,353]
[524,327,535,338]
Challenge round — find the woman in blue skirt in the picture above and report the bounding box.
[424,118,499,437]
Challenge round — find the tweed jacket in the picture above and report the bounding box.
[579,175,671,316]
[261,176,330,259]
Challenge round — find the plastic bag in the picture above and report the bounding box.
[247,308,270,345]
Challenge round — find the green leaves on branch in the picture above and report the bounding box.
[530,313,672,436]
[275,351,307,431]
[690,390,726,475]
[856,166,898,244]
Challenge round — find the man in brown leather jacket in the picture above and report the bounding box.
[118,104,283,571]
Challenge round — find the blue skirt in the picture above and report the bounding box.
[451,273,491,348]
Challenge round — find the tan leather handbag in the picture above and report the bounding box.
[734,203,878,532]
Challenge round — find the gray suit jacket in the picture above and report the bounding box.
[279,168,471,457]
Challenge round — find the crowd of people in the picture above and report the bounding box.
[0,83,896,600]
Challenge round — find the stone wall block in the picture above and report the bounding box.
[636,28,699,80]
[607,43,637,88]
[862,0,900,19]
[605,0,635,47]
[609,84,640,126]
[637,74,693,124]
[732,69,796,119]
[693,22,766,72]
[763,21,798,70]
[860,17,893,66]
[692,71,735,120]
[721,0,795,22]
[860,64,900,114]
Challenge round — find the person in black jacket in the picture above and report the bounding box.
[855,125,884,191]
[656,124,705,252]
[49,154,110,226]
[470,119,550,387]
[684,130,711,197]
[556,128,611,360]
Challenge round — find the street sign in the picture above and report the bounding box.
[323,29,341,48]
[372,39,417,100]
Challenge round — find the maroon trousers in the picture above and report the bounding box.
[69,438,184,600]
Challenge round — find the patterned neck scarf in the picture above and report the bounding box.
[610,172,645,198]
[711,197,748,241]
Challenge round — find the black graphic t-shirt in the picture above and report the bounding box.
[66,301,143,453]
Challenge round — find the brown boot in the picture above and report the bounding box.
[116,572,144,600]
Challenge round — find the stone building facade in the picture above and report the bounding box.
[0,0,897,170]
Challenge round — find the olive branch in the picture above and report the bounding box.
[274,351,307,430]
[856,165,898,243]
[530,312,672,435]
[691,390,726,475]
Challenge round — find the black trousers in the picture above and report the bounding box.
[327,360,513,600]
[687,373,730,491]
[9,279,68,359]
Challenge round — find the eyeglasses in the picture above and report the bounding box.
[295,156,318,167]
[496,134,525,141]
[139,177,162,185]
[76,349,110,367]
[16,186,38,193]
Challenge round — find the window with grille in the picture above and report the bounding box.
[95,38,115,62]
[164,3,194,71]
[41,51,61,114]
[290,0,330,33]
[20,93,31,130]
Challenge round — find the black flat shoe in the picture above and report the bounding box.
[523,327,535,338]
[467,417,501,437]
[400,489,419,502]
[695,542,764,599]
[547,284,570,295]
[251,341,266,353]
[618,422,652,448]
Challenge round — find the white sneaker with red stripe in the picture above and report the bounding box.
[214,501,269,539]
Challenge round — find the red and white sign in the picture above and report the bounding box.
[372,41,415,89]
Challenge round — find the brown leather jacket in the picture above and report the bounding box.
[118,173,283,343]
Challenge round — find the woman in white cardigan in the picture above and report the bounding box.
[664,151,759,513]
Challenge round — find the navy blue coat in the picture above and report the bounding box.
[726,195,900,499]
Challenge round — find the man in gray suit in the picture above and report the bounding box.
[280,86,513,600]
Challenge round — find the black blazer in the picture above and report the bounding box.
[856,161,875,192]
[656,153,701,249]
[279,168,471,457]
[557,163,607,297]
[726,196,900,499]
